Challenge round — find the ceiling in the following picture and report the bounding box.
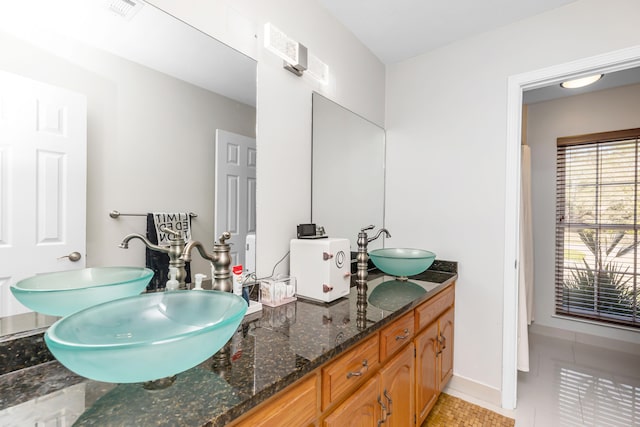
[318,0,579,64]
[0,0,256,106]
[318,0,640,103]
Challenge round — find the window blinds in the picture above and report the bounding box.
[555,129,640,328]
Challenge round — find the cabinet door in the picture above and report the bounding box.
[323,376,382,427]
[415,321,439,425]
[379,343,414,427]
[438,307,454,390]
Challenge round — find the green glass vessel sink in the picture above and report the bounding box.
[368,248,436,279]
[44,290,247,383]
[10,267,154,316]
[368,279,427,311]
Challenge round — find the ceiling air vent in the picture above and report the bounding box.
[105,0,144,20]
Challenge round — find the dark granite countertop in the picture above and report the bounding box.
[0,262,457,426]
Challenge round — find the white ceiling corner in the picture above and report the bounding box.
[318,0,579,64]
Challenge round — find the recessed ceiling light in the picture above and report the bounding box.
[560,74,604,89]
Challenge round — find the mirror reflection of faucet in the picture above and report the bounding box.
[119,227,234,292]
[182,232,233,292]
[119,226,188,288]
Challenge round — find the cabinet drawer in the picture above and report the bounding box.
[415,284,454,331]
[321,334,379,410]
[234,374,318,427]
[380,311,414,361]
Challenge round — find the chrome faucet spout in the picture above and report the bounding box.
[182,241,212,263]
[181,232,233,292]
[355,225,392,301]
[119,230,187,288]
[119,233,166,253]
[368,228,391,243]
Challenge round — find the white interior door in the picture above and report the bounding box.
[215,130,256,271]
[0,70,87,317]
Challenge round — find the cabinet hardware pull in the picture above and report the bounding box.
[395,328,410,341]
[439,333,447,350]
[377,395,387,426]
[384,389,393,417]
[346,359,368,379]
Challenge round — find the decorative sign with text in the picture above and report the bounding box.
[153,213,192,245]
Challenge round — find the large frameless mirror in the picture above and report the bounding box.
[311,93,386,251]
[0,0,256,335]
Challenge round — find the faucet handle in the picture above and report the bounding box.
[217,231,232,244]
[160,226,182,239]
[361,225,375,232]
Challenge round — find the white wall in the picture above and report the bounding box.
[148,0,386,275]
[528,83,640,344]
[386,0,640,396]
[0,29,256,277]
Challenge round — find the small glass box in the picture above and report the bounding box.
[259,275,297,307]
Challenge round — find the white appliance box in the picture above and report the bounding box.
[290,238,351,302]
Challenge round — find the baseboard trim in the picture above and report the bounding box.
[530,323,640,355]
[443,375,513,417]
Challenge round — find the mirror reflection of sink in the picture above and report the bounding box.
[368,280,427,311]
[10,267,154,316]
[44,290,247,383]
[368,248,436,279]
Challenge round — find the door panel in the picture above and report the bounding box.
[439,307,455,389]
[415,321,439,424]
[323,375,381,427]
[380,343,414,427]
[0,70,86,317]
[215,129,256,271]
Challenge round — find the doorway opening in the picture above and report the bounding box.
[502,45,640,410]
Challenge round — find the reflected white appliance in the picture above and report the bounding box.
[290,238,351,302]
[245,233,256,275]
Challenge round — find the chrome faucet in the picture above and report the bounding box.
[182,232,232,292]
[355,225,391,302]
[119,227,187,288]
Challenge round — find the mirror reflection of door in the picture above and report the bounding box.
[215,130,257,274]
[0,70,87,318]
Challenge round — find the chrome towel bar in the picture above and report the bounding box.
[109,210,198,219]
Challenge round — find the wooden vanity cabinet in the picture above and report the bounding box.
[414,303,455,426]
[229,282,455,427]
[323,343,414,427]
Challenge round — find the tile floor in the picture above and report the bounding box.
[515,332,640,426]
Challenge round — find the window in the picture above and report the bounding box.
[556,128,640,328]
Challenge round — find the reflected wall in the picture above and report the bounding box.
[311,93,386,250]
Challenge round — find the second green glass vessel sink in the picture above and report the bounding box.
[10,267,153,316]
[368,248,436,279]
[45,290,247,383]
